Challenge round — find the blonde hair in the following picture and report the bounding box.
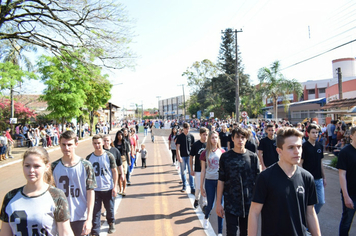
[23,147,54,186]
[205,131,221,159]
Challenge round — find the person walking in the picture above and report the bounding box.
[176,122,195,193]
[337,126,356,236]
[200,131,225,235]
[0,147,73,236]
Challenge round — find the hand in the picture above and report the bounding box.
[201,187,206,197]
[112,188,118,197]
[216,203,225,218]
[120,175,125,182]
[82,219,92,235]
[261,164,266,171]
[191,170,195,176]
[177,157,182,163]
[323,178,327,187]
[344,195,354,209]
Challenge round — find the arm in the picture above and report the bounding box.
[200,160,206,197]
[57,220,74,236]
[215,180,225,218]
[306,205,321,236]
[0,222,12,236]
[190,155,195,176]
[339,169,354,209]
[82,189,95,235]
[176,144,182,162]
[248,202,263,236]
[257,150,266,170]
[111,168,118,197]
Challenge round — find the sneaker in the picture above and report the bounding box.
[108,223,116,234]
[202,205,207,215]
[203,218,209,228]
[181,188,186,192]
[191,188,195,195]
[122,192,126,197]
[218,234,223,236]
[127,181,131,186]
[193,200,199,209]
[101,211,106,217]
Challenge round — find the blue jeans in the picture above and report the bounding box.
[179,156,194,190]
[205,179,223,234]
[92,190,115,235]
[339,194,356,236]
[144,129,148,136]
[129,155,135,172]
[314,178,325,214]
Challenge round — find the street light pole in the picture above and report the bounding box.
[156,96,161,120]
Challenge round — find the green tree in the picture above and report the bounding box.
[216,28,253,118]
[37,52,91,130]
[84,68,112,136]
[258,60,302,121]
[182,59,218,93]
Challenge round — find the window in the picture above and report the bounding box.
[308,89,315,94]
[318,88,325,93]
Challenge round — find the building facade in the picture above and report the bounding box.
[158,95,190,120]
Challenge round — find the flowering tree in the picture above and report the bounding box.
[0,99,37,130]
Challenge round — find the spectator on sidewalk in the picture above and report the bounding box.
[5,128,14,158]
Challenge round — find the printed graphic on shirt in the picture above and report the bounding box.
[0,186,70,236]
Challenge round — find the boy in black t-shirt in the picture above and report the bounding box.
[248,127,321,236]
[300,124,326,214]
[176,122,195,193]
[216,127,260,236]
[257,124,278,170]
[190,127,209,209]
[337,126,356,235]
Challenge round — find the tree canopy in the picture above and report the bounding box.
[0,0,134,69]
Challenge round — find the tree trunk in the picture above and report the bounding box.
[61,117,65,133]
[90,110,94,136]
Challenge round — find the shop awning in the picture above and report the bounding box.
[321,97,356,109]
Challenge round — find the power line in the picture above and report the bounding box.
[281,38,356,70]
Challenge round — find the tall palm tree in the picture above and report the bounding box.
[0,37,37,120]
[258,60,302,122]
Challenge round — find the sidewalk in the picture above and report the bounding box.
[0,128,121,168]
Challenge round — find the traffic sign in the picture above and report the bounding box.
[241,111,248,118]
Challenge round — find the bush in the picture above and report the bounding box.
[330,156,338,168]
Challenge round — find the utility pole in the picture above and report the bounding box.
[156,96,161,119]
[177,84,186,119]
[221,28,242,122]
[337,67,343,100]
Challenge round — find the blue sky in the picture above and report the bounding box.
[25,0,356,110]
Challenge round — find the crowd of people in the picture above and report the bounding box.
[168,118,355,236]
[0,117,355,236]
[0,123,144,236]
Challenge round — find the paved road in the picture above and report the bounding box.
[0,130,355,235]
